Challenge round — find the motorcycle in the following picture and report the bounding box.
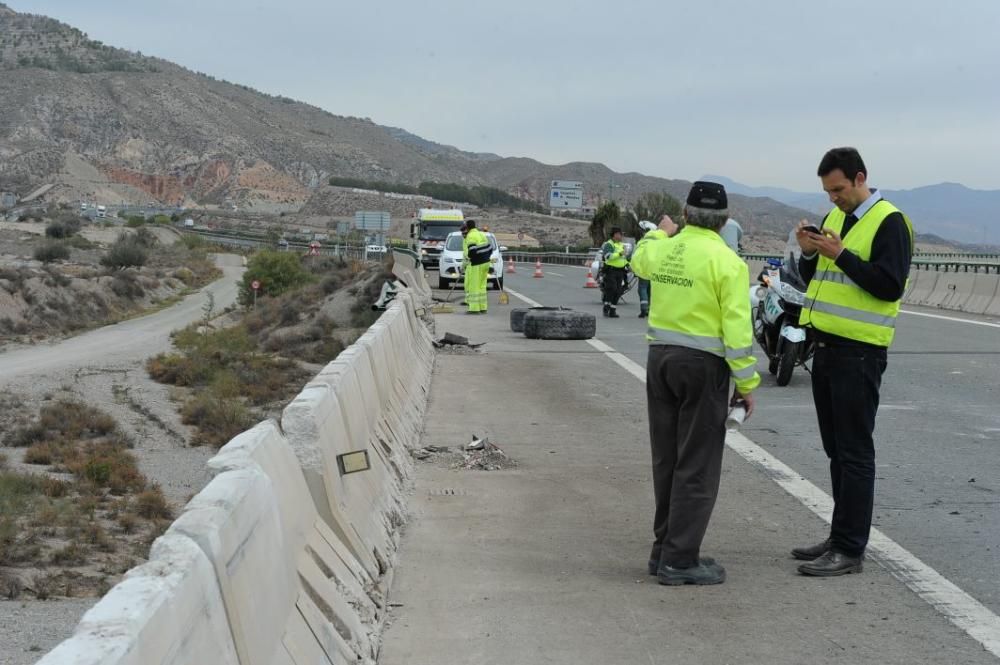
[749,229,815,386]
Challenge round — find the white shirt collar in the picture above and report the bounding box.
[850,188,882,220]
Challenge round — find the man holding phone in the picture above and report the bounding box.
[793,147,913,576]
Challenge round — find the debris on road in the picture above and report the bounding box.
[410,445,451,461]
[432,332,484,353]
[453,439,516,471]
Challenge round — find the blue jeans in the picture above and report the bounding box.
[637,279,650,310]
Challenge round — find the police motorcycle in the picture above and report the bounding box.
[749,229,815,386]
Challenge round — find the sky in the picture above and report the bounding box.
[10,0,1000,192]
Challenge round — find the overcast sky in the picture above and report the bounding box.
[11,0,1000,191]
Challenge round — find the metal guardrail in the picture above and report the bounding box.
[183,229,1000,274]
[183,229,374,261]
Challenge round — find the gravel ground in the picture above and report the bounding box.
[0,254,243,664]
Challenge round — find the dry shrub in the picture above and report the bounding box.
[135,487,172,520]
[1,572,23,600]
[50,541,87,566]
[68,442,145,495]
[117,512,140,534]
[24,443,54,465]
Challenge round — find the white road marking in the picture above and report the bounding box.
[901,309,1000,329]
[505,288,542,308]
[507,285,1000,657]
[597,340,1000,658]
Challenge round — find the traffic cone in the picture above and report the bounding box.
[506,257,516,274]
[584,270,598,288]
[533,259,544,278]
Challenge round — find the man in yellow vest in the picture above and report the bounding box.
[631,181,760,586]
[462,220,491,314]
[794,147,913,576]
[600,227,629,317]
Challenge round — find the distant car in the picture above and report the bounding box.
[366,245,388,254]
[437,231,505,291]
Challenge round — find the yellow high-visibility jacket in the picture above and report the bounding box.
[799,201,913,347]
[632,225,760,394]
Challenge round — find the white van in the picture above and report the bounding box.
[437,231,505,291]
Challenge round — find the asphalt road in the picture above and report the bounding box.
[500,260,1000,617]
[0,254,244,387]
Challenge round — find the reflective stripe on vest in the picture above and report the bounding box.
[799,200,913,347]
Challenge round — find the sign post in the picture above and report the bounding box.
[251,279,260,308]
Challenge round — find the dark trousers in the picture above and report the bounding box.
[603,266,627,307]
[811,344,887,557]
[646,345,729,568]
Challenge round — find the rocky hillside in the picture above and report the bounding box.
[0,3,818,239]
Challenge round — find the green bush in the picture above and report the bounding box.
[45,219,80,238]
[101,234,148,270]
[239,250,315,307]
[34,241,70,263]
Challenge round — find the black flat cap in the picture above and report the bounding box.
[686,181,728,210]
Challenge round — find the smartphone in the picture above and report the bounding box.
[801,224,822,234]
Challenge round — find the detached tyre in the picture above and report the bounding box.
[510,306,567,333]
[523,309,596,340]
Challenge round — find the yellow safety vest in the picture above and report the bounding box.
[463,229,490,263]
[631,225,760,394]
[799,200,914,347]
[602,240,628,268]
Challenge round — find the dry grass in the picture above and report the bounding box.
[0,401,173,599]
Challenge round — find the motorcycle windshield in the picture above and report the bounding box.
[779,228,807,291]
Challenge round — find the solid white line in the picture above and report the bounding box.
[546,271,566,277]
[502,289,1000,656]
[900,308,1000,329]
[505,288,542,308]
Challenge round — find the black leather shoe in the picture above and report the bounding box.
[658,561,726,586]
[648,556,716,576]
[797,551,863,577]
[608,309,620,318]
[603,304,610,317]
[791,538,831,561]
[638,310,648,318]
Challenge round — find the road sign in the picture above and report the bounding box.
[354,211,391,231]
[251,280,260,291]
[549,180,584,209]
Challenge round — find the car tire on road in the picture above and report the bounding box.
[523,309,596,340]
[510,306,567,333]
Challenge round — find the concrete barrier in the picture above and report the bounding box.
[961,273,1000,315]
[904,269,940,307]
[282,369,405,576]
[985,285,1000,316]
[922,271,971,309]
[937,272,977,310]
[168,467,373,665]
[39,279,436,664]
[36,534,239,665]
[207,421,381,663]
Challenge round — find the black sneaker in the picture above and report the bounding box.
[602,304,610,317]
[608,308,619,318]
[638,309,648,318]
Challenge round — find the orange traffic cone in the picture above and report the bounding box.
[584,270,598,288]
[506,257,516,274]
[533,259,544,278]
